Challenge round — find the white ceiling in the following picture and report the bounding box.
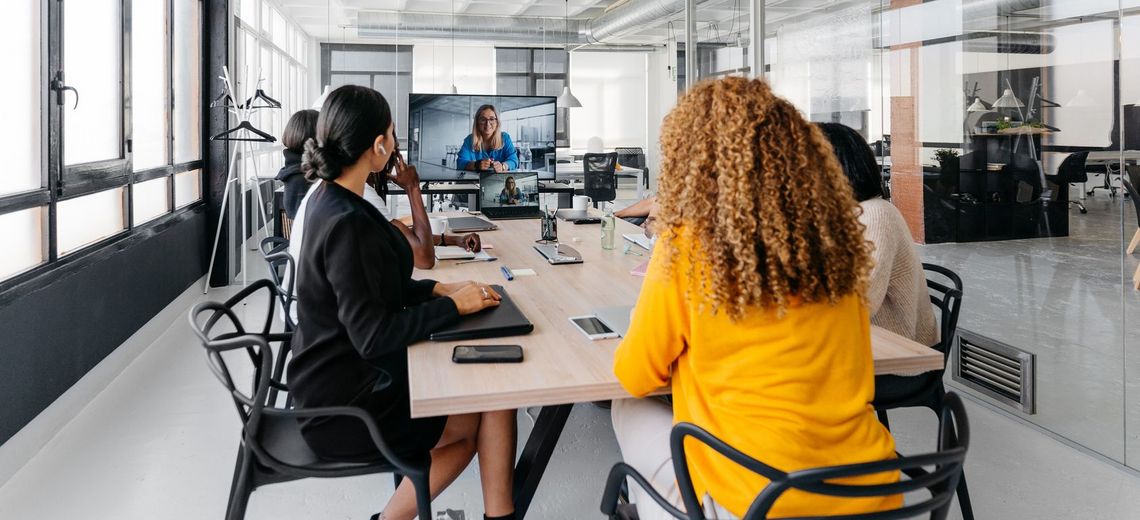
[275,0,838,45]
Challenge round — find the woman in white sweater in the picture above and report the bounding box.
[818,123,938,348]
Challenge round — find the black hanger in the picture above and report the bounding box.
[211,120,277,142]
[244,88,282,110]
[210,91,243,110]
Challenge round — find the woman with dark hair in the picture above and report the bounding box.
[458,104,518,172]
[289,85,517,520]
[817,122,937,347]
[276,109,319,218]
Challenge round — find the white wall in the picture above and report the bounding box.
[645,48,676,191]
[412,42,495,95]
[568,52,649,151]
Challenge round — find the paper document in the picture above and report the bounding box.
[622,233,654,251]
[435,246,477,260]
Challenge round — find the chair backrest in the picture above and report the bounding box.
[614,147,646,169]
[259,236,297,327]
[670,393,970,520]
[584,152,618,204]
[188,279,285,429]
[1125,166,1140,227]
[922,263,963,360]
[1055,151,1089,184]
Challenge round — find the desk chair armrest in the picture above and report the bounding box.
[600,462,688,520]
[261,406,428,478]
[260,236,289,256]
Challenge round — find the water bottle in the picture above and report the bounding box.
[601,203,616,250]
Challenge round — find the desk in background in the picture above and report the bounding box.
[408,214,944,517]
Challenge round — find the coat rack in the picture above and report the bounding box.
[204,66,280,292]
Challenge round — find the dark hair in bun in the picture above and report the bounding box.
[301,85,393,181]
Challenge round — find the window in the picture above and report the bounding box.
[0,0,205,286]
[322,44,413,134]
[132,0,169,171]
[1,0,41,197]
[63,0,124,167]
[57,188,127,255]
[0,208,46,280]
[495,48,569,145]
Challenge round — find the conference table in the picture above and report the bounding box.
[408,213,944,517]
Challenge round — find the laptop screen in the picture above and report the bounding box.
[480,172,539,209]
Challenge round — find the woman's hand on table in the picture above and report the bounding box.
[447,282,501,315]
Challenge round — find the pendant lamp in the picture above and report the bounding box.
[992,88,1024,108]
[966,97,989,112]
[557,0,582,108]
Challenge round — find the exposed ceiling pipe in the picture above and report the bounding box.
[356,0,720,45]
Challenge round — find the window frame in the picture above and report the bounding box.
[0,0,205,293]
[494,47,570,145]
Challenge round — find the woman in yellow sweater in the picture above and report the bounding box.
[612,77,900,519]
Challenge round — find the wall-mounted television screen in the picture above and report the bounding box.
[407,94,557,181]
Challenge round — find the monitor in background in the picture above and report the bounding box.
[408,94,558,181]
[480,171,539,209]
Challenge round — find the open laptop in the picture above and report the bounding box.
[479,171,544,220]
[429,285,534,341]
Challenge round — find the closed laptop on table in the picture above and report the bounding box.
[429,285,534,341]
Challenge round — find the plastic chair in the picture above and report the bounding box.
[1045,152,1088,214]
[258,236,297,407]
[189,280,433,520]
[584,152,619,207]
[600,393,970,520]
[872,263,972,520]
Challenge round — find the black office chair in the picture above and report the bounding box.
[189,280,433,520]
[872,263,972,520]
[600,393,970,520]
[584,152,619,207]
[1045,152,1089,214]
[614,147,650,190]
[258,237,298,407]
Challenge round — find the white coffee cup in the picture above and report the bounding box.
[428,216,447,235]
[572,195,590,211]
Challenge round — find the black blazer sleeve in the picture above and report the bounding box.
[324,214,459,360]
[405,278,440,305]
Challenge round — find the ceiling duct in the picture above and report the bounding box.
[962,0,1043,20]
[357,0,719,45]
[962,31,1055,54]
[357,11,587,44]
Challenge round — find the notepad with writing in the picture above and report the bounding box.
[435,246,476,260]
[630,261,649,277]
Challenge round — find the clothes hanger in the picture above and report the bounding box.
[210,91,243,110]
[211,120,277,142]
[244,79,282,110]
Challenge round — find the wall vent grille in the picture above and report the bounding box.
[953,329,1035,414]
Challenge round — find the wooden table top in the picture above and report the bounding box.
[407,213,944,418]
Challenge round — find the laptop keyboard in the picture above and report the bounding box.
[484,205,540,219]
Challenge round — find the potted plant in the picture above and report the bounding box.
[933,148,959,167]
[933,148,960,190]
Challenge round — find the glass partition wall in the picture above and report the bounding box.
[745,0,1140,469]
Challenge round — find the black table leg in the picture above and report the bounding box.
[513,404,574,518]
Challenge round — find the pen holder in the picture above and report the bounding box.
[540,210,558,243]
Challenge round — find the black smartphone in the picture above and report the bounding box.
[452,345,524,364]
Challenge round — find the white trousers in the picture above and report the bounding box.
[611,398,737,520]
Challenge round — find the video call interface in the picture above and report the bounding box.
[481,174,538,208]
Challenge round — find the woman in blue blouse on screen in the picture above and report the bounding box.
[458,104,518,172]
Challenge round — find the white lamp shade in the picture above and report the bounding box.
[1065,89,1096,107]
[966,97,989,112]
[992,88,1024,108]
[311,85,331,109]
[450,84,459,94]
[557,85,582,108]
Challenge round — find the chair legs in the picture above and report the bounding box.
[410,472,433,520]
[226,444,256,520]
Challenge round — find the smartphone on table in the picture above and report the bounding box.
[452,345,524,364]
[568,315,620,340]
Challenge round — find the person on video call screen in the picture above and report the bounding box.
[485,175,535,207]
[458,104,519,172]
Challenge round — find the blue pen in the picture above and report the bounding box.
[500,266,514,281]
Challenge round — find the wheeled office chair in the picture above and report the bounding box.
[872,263,972,520]
[584,152,619,208]
[1045,152,1088,214]
[189,280,434,520]
[600,393,970,520]
[615,147,650,191]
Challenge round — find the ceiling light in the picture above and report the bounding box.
[558,0,582,108]
[992,88,1024,108]
[966,97,989,112]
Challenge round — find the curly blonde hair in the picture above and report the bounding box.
[655,77,871,319]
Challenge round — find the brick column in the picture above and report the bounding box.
[889,0,925,243]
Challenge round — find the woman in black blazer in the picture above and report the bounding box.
[289,85,517,520]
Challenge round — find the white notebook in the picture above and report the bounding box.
[622,233,654,251]
[434,246,477,260]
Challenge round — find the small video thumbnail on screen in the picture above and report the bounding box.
[481,174,538,208]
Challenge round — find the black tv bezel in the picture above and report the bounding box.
[407,93,559,181]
